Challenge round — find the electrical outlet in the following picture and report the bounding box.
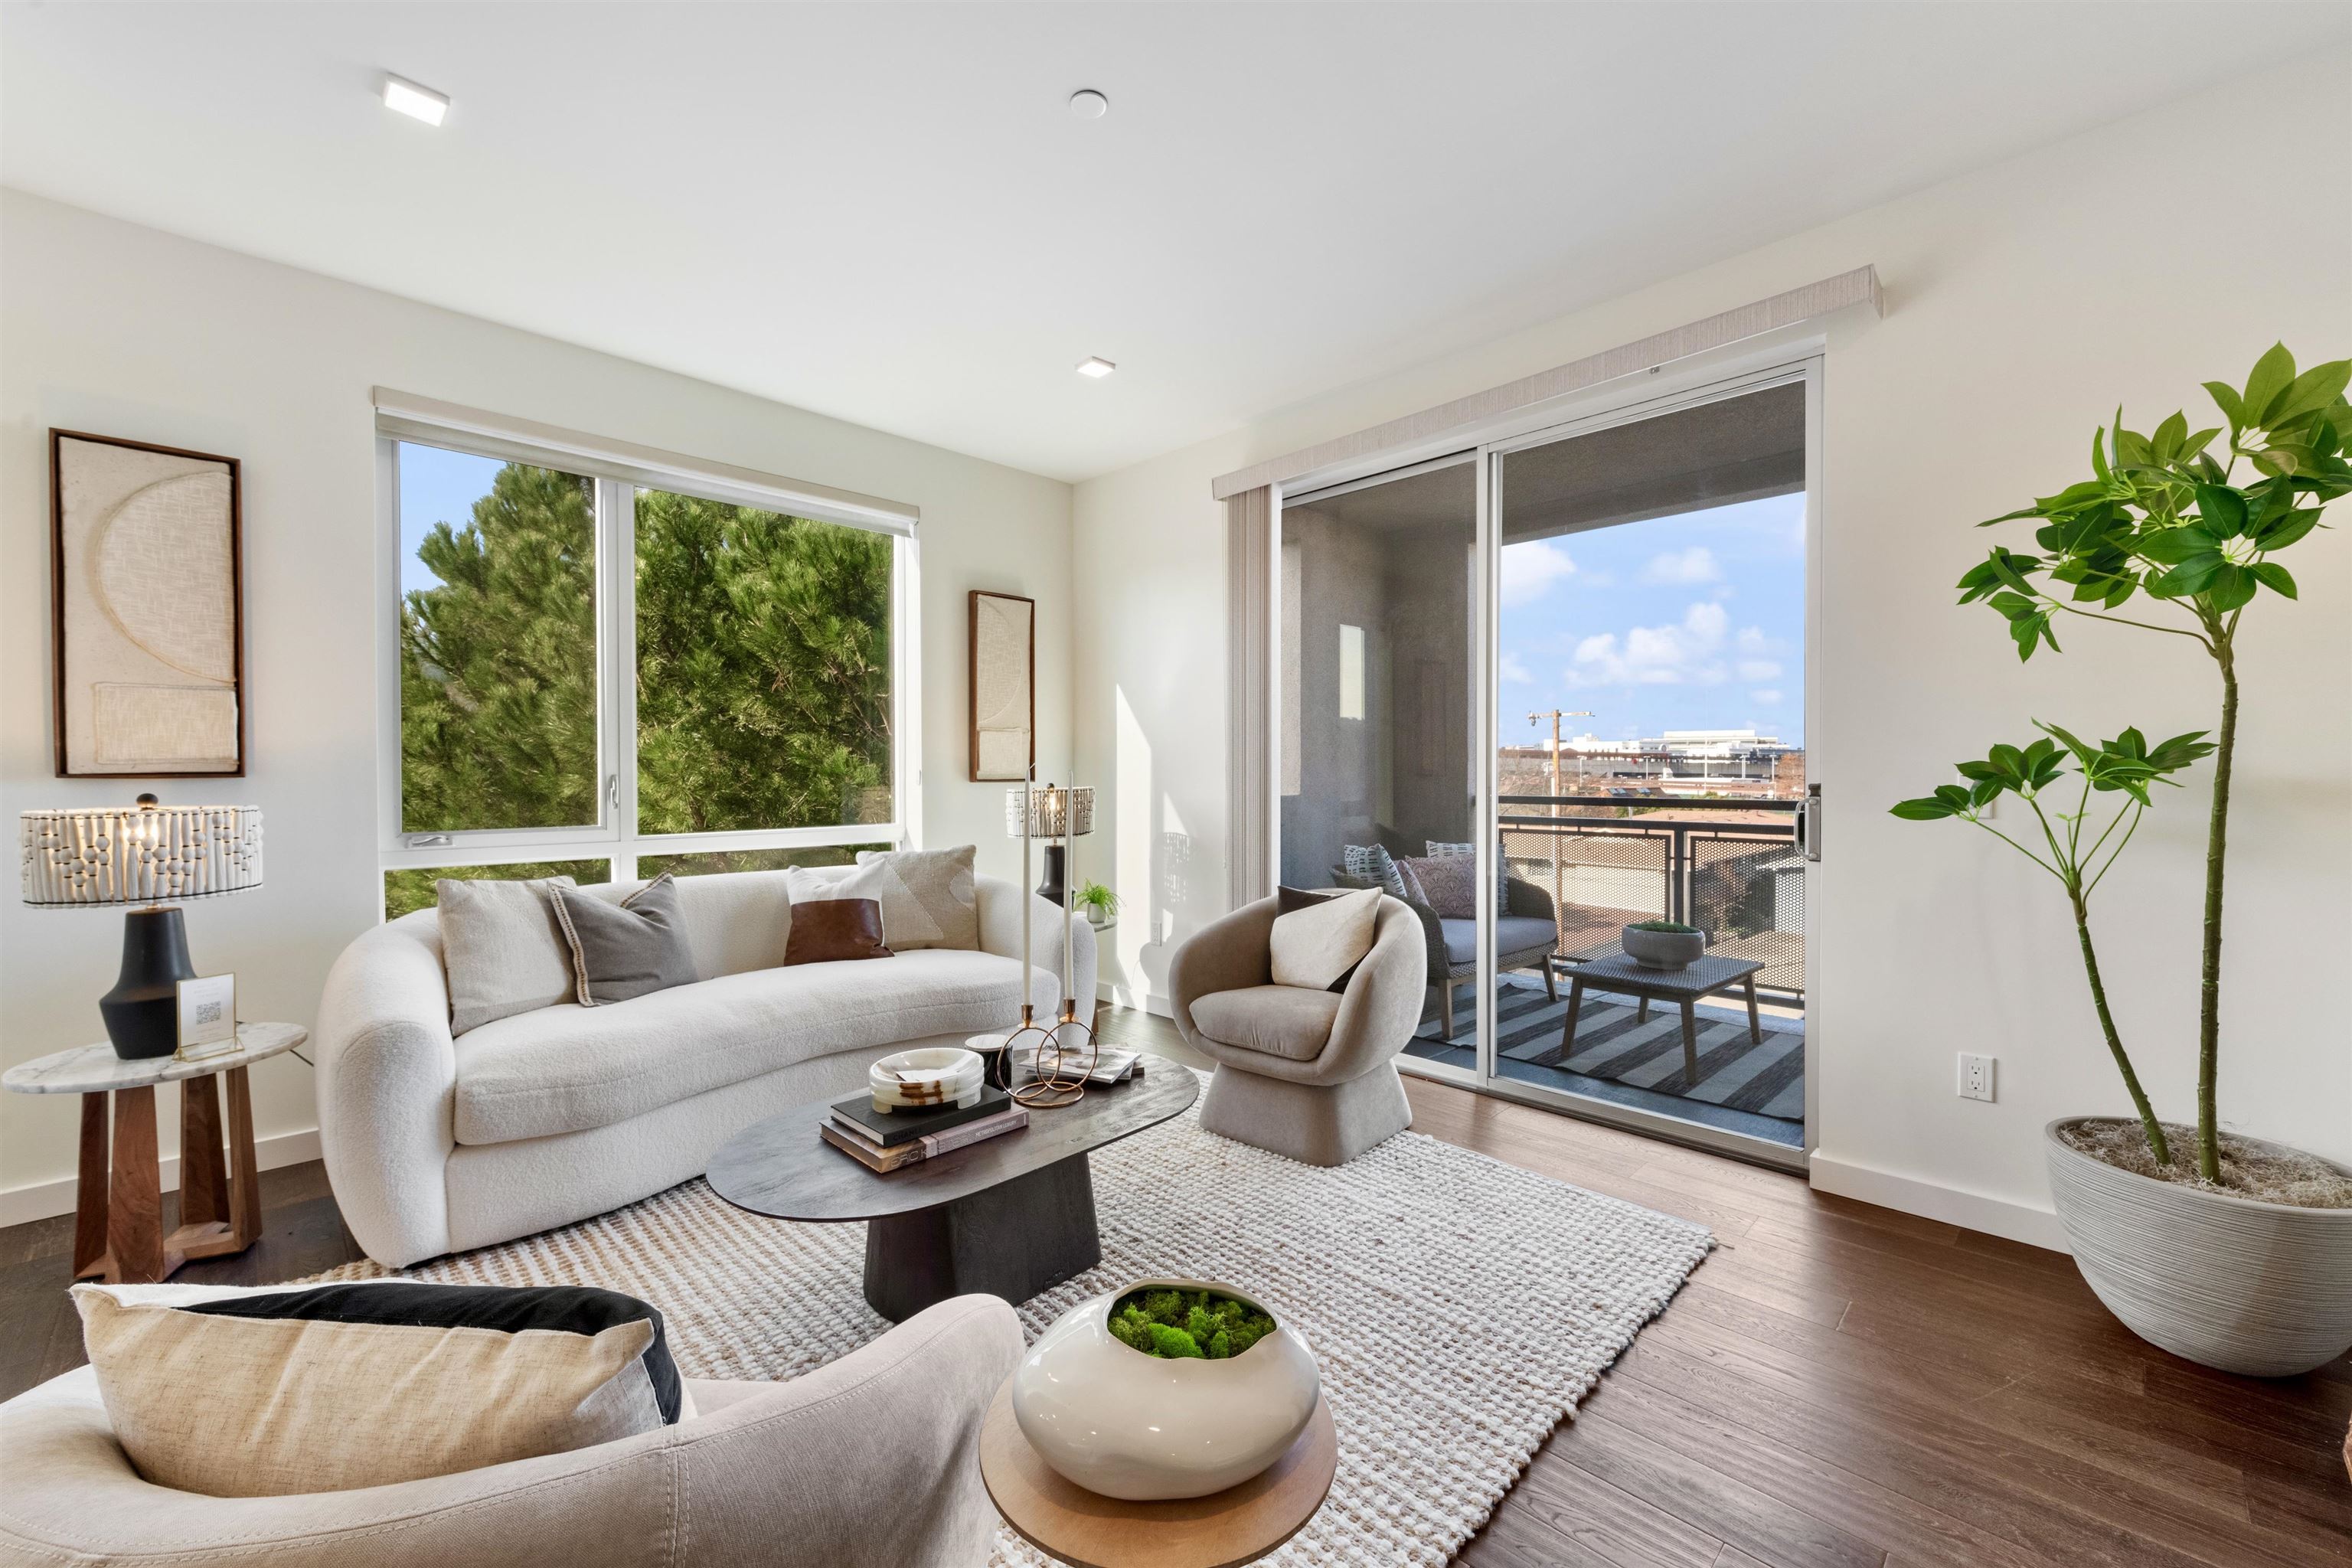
[1958,1053,1996,1102]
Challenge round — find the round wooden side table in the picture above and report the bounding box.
[978,1380,1338,1568]
[2,1023,306,1284]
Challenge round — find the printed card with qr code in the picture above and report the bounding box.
[175,975,237,1057]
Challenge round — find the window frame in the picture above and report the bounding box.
[374,408,922,898]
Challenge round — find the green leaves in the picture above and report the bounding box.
[1963,345,2343,652]
[2035,721,2214,806]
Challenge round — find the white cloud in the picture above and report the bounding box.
[1641,545,1720,585]
[1500,539,1576,606]
[1751,688,1783,705]
[1499,652,1532,684]
[1737,659,1782,681]
[1566,601,1729,688]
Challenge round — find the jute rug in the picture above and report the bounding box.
[318,1072,1711,1566]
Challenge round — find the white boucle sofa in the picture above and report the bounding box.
[315,865,1093,1267]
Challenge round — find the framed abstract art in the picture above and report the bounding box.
[51,430,246,776]
[969,589,1034,782]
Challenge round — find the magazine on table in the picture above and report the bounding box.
[1008,1044,1145,1085]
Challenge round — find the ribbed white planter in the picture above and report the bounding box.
[2045,1119,2352,1377]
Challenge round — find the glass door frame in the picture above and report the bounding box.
[1269,348,1822,1172]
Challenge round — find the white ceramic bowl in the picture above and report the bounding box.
[1010,1279,1321,1501]
[870,1047,983,1112]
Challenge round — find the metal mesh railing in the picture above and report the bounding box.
[1499,799,1805,998]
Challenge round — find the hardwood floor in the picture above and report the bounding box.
[5,1008,2345,1566]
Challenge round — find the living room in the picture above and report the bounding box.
[2,5,2346,1566]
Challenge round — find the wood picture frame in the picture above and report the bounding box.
[969,590,1034,782]
[51,430,246,777]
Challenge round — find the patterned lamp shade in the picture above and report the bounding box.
[21,796,263,907]
[1004,784,1093,839]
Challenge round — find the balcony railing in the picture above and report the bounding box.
[1498,795,1805,1001]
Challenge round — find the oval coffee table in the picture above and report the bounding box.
[979,1380,1337,1568]
[707,1068,1197,1321]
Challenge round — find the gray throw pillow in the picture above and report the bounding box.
[549,874,699,1006]
[437,876,578,1037]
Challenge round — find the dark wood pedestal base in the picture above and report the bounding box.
[862,1154,1101,1321]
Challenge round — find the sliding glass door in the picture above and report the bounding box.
[1276,366,1815,1165]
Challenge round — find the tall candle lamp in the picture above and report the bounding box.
[989,770,1097,1109]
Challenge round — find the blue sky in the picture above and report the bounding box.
[1498,492,1805,746]
[397,442,509,596]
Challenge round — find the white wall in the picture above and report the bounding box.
[1,192,1073,1217]
[1074,54,2351,1246]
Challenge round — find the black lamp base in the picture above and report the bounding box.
[1034,844,1068,906]
[99,906,195,1060]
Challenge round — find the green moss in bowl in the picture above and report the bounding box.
[1107,1286,1277,1360]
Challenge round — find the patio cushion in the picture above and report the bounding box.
[1442,915,1559,966]
[1188,985,1344,1062]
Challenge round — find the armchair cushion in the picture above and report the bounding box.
[1190,985,1345,1061]
[1442,915,1564,966]
[1268,886,1380,990]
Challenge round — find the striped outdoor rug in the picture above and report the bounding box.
[1420,978,1805,1121]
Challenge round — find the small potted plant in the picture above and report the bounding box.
[1621,919,1705,970]
[1076,880,1119,928]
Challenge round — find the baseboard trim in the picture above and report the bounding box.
[1808,1150,2071,1254]
[1096,983,1174,1020]
[0,1126,323,1228]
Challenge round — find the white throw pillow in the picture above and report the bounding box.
[436,875,578,1036]
[789,850,977,952]
[1269,886,1382,991]
[74,1279,691,1498]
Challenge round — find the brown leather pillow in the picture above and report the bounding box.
[782,898,894,965]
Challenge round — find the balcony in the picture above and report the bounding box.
[1403,796,1806,1148]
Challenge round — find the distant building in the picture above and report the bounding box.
[1505,727,1799,790]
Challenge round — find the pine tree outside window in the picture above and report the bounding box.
[377,410,916,920]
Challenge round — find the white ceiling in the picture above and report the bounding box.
[5,4,2339,483]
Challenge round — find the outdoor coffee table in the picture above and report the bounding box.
[1559,952,1764,1086]
[707,1069,1197,1321]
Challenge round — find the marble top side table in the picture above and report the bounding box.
[4,1024,306,1284]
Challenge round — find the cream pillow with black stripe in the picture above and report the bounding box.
[73,1279,692,1497]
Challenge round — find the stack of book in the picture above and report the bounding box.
[820,1087,1027,1174]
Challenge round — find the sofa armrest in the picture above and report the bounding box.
[976,874,1096,1016]
[1506,876,1557,921]
[313,916,459,1269]
[0,1297,1024,1567]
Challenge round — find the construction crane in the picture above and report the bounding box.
[1527,710,1593,936]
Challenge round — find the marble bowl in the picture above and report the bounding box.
[1010,1279,1321,1501]
[869,1047,984,1112]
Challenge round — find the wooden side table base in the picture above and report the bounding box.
[71,1066,269,1285]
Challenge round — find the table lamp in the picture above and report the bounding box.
[20,795,263,1059]
[1011,782,1093,906]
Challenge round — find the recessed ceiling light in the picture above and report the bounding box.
[382,74,450,126]
[1069,89,1109,120]
[1075,357,1116,378]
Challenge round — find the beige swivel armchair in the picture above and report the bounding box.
[1170,893,1423,1165]
[0,1294,1020,1568]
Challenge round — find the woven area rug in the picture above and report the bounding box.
[1423,978,1806,1119]
[317,1073,1710,1566]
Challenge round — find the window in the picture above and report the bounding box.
[378,404,918,911]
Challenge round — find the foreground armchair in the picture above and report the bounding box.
[0,1293,1021,1568]
[1170,894,1422,1165]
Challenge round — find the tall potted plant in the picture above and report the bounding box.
[1896,346,2352,1376]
